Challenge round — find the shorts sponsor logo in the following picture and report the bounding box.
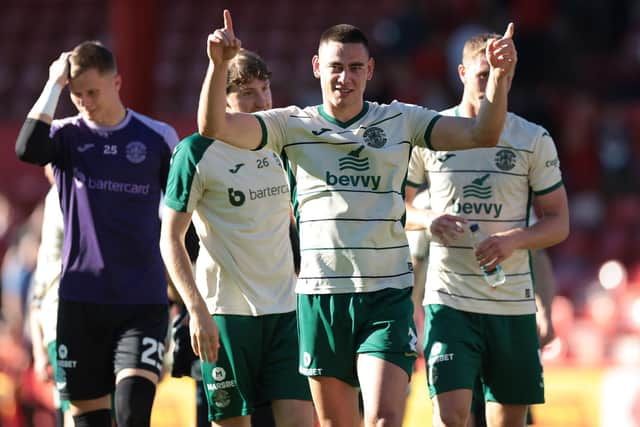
[303,352,312,367]
[58,344,68,359]
[57,344,78,368]
[213,389,231,408]
[300,351,323,375]
[213,367,226,381]
[428,341,454,365]
[299,367,323,376]
[126,141,147,164]
[429,342,442,357]
[207,380,237,391]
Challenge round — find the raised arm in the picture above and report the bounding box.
[159,207,219,362]
[197,9,263,149]
[16,52,71,164]
[431,23,517,151]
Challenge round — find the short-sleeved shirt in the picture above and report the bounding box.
[407,107,563,315]
[50,110,179,304]
[164,133,296,316]
[255,101,441,294]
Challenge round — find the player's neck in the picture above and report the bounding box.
[322,100,364,124]
[90,103,127,127]
[458,97,479,118]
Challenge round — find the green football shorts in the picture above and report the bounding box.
[424,304,544,405]
[201,311,311,422]
[297,287,418,387]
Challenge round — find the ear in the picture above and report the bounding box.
[367,57,375,81]
[114,74,122,91]
[312,55,320,79]
[457,64,466,85]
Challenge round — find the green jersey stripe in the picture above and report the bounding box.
[435,290,534,303]
[427,169,528,177]
[301,244,409,251]
[299,271,413,280]
[533,180,563,195]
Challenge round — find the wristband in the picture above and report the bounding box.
[29,81,63,119]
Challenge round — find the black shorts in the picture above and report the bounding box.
[55,298,169,401]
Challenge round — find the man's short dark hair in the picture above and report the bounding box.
[226,49,272,94]
[319,24,370,56]
[69,41,117,78]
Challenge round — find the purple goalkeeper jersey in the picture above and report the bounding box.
[50,110,179,304]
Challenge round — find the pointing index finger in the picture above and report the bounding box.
[223,9,234,36]
[503,22,514,39]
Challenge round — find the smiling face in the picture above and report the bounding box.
[227,77,272,113]
[68,68,123,125]
[313,40,374,121]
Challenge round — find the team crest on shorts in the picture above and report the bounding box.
[303,352,312,367]
[58,344,68,359]
[430,341,443,357]
[494,149,516,171]
[126,141,147,163]
[214,389,231,408]
[213,367,226,381]
[363,127,387,148]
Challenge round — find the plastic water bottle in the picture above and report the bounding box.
[469,223,506,287]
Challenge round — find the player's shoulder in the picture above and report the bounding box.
[439,106,458,117]
[504,112,550,141]
[129,110,179,144]
[173,132,216,163]
[51,114,83,134]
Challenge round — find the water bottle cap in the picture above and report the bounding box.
[469,223,479,232]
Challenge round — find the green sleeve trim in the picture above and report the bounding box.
[406,180,422,188]
[424,114,442,150]
[163,197,190,213]
[254,114,268,150]
[533,180,563,196]
[165,133,213,211]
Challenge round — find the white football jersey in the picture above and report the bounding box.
[407,107,563,315]
[256,101,441,294]
[165,134,296,316]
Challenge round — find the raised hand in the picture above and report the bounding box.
[486,23,517,82]
[49,52,71,86]
[207,9,242,64]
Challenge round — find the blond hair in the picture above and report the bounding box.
[461,33,500,64]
